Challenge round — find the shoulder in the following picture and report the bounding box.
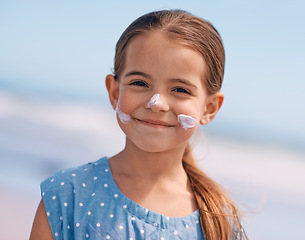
[41,157,108,198]
[40,157,109,238]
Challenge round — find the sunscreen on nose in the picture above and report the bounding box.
[116,102,131,124]
[177,114,198,130]
[147,93,161,107]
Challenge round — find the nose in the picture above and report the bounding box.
[145,93,169,112]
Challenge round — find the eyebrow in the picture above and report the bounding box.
[124,71,151,79]
[170,78,198,89]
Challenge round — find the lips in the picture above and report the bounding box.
[136,118,174,128]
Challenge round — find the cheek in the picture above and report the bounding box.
[118,91,141,114]
[175,102,202,122]
[176,121,199,145]
[175,101,205,131]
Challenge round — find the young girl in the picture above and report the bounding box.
[30,10,247,240]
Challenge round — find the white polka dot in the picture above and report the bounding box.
[86,234,89,238]
[67,225,70,229]
[166,217,170,221]
[174,230,178,235]
[114,194,118,198]
[100,203,104,206]
[82,183,86,187]
[94,176,97,180]
[195,220,199,224]
[110,214,114,218]
[131,217,135,221]
[73,190,76,193]
[96,223,101,227]
[123,205,127,209]
[64,202,68,207]
[72,173,76,176]
[105,168,109,172]
[104,184,108,188]
[79,202,83,207]
[92,193,95,196]
[84,168,87,171]
[62,170,65,173]
[50,178,54,182]
[106,236,110,239]
[47,212,50,216]
[140,229,144,234]
[145,209,149,214]
[153,223,158,227]
[130,238,133,240]
[61,182,65,186]
[94,163,98,166]
[119,225,124,230]
[87,211,91,215]
[161,237,165,240]
[60,216,63,220]
[186,224,189,229]
[55,232,58,237]
[42,192,45,196]
[76,223,80,227]
[52,196,56,200]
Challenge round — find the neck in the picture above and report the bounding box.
[110,137,188,182]
[108,137,198,217]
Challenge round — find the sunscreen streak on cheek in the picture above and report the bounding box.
[115,102,131,124]
[147,93,161,107]
[177,114,198,130]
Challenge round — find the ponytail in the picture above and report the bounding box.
[183,144,247,240]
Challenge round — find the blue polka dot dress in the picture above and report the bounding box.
[41,157,205,239]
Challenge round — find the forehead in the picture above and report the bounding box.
[123,31,207,85]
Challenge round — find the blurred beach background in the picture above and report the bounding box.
[1,0,305,239]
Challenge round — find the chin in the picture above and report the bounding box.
[120,122,193,154]
[128,136,188,154]
[135,141,171,153]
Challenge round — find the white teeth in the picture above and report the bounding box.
[116,102,130,124]
[177,114,198,130]
[147,93,161,107]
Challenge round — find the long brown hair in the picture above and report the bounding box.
[113,9,247,240]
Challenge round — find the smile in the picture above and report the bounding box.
[135,118,174,128]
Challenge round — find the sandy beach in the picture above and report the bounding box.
[0,186,40,240]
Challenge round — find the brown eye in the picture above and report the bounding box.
[130,81,148,88]
[173,87,190,94]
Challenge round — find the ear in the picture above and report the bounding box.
[105,74,120,110]
[200,92,224,125]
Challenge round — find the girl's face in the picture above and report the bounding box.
[107,31,222,153]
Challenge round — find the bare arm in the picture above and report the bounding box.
[29,199,54,240]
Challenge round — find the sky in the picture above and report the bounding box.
[0,0,305,150]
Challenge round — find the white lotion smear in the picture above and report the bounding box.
[115,102,130,124]
[177,114,198,130]
[147,93,161,107]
